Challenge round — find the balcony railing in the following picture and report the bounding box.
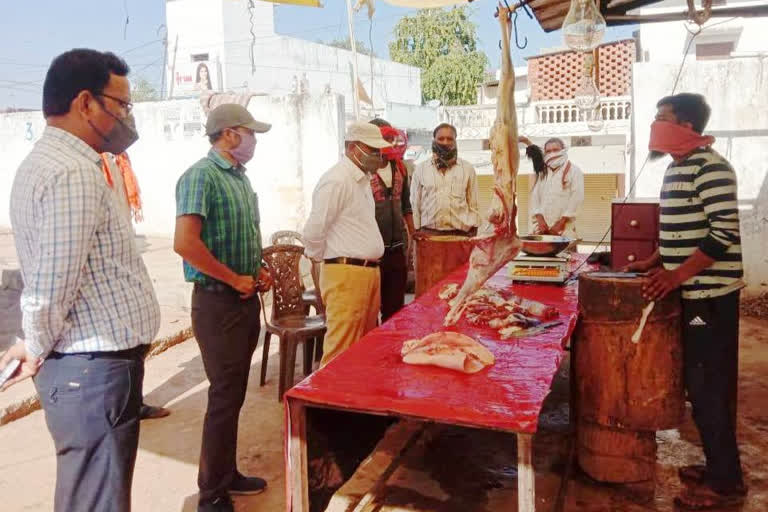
[437,96,632,139]
[535,97,632,124]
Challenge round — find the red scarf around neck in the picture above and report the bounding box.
[649,120,715,159]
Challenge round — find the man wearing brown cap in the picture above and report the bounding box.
[174,104,272,512]
[303,121,390,366]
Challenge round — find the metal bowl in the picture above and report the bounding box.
[519,235,575,257]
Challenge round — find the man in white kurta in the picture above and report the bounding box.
[524,137,585,238]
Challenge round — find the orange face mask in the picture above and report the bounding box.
[648,120,714,159]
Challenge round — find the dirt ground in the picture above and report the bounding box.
[0,316,765,511]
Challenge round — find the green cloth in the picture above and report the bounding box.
[175,149,262,285]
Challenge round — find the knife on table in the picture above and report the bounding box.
[505,320,563,338]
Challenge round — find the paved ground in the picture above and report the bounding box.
[1,317,766,511]
[0,332,288,512]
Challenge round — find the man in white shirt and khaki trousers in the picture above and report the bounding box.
[303,122,391,367]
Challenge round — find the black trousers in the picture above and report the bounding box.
[35,347,147,512]
[191,287,261,501]
[380,246,408,322]
[682,290,743,489]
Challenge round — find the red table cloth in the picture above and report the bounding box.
[285,254,592,434]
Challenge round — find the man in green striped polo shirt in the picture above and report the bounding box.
[626,93,746,509]
[174,104,272,512]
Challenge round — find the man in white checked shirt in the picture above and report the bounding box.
[1,49,160,512]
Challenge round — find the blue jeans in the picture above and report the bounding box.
[34,348,147,512]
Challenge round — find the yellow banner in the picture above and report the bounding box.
[260,0,323,6]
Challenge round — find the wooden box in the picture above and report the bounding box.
[610,200,659,270]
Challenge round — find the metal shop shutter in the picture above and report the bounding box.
[478,174,618,242]
[579,174,619,243]
[476,174,532,235]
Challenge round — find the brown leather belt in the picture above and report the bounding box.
[324,257,380,268]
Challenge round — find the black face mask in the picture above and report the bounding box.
[432,141,457,168]
[90,101,139,155]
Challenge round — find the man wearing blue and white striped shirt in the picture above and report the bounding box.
[625,93,746,509]
[1,49,160,512]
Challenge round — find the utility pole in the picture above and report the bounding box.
[167,34,179,100]
[159,25,168,100]
[344,0,361,120]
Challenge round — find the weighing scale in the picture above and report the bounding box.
[507,253,570,284]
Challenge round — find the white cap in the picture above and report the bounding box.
[345,121,391,149]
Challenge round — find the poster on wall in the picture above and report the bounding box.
[172,61,221,98]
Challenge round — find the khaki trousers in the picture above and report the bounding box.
[319,263,381,367]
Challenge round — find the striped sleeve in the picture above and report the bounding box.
[175,164,211,218]
[694,162,740,259]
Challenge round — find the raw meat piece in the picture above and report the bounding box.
[445,7,522,326]
[438,283,459,301]
[513,297,559,320]
[488,312,531,329]
[499,325,524,339]
[401,332,495,374]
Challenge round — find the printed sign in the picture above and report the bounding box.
[172,61,221,98]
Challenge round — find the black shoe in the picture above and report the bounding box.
[198,495,234,512]
[229,473,267,496]
[140,404,171,420]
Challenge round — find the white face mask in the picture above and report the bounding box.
[544,149,568,171]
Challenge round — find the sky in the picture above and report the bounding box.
[0,0,636,109]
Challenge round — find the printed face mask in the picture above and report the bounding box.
[229,130,257,164]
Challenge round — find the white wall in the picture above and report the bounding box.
[632,57,768,293]
[0,94,345,240]
[637,2,768,62]
[0,111,47,229]
[229,37,422,112]
[165,0,422,110]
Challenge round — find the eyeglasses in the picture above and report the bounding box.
[98,93,133,114]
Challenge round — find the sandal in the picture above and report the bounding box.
[678,464,707,485]
[674,482,747,510]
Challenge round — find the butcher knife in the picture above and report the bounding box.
[506,320,563,338]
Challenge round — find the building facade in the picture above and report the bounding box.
[438,39,635,242]
[165,0,422,116]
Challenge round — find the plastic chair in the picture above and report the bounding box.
[259,244,326,400]
[269,230,322,315]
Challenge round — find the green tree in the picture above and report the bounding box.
[389,7,487,105]
[131,77,159,102]
[324,39,377,57]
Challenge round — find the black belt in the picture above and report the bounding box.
[194,282,238,294]
[324,257,380,268]
[384,242,405,251]
[49,344,149,361]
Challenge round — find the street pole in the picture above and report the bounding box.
[160,27,168,100]
[344,0,361,120]
[168,34,179,100]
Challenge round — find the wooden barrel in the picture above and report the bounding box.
[414,235,474,297]
[575,274,684,431]
[577,422,657,483]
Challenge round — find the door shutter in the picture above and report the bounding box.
[476,175,532,234]
[578,174,619,243]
